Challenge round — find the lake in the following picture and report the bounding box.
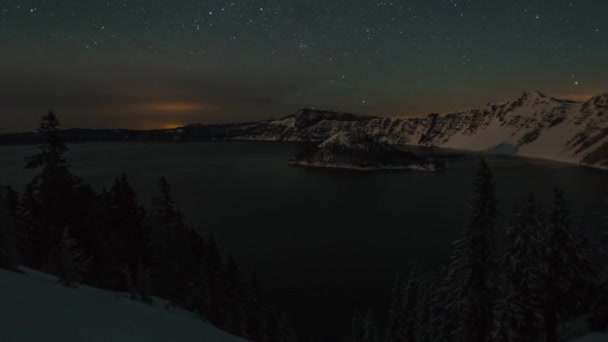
[1,142,607,340]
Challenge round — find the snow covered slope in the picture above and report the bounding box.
[0,268,246,342]
[230,92,608,169]
[573,333,608,341]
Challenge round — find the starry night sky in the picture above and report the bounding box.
[1,0,607,132]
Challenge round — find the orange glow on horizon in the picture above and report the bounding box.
[554,93,596,102]
[138,102,216,113]
[158,123,184,129]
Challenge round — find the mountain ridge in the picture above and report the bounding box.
[230,91,608,169]
[1,91,607,169]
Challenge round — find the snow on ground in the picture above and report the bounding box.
[0,268,246,342]
[572,333,608,341]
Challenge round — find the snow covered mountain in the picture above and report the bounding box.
[0,268,246,342]
[2,91,607,169]
[230,92,608,169]
[289,131,442,171]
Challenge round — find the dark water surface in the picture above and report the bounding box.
[0,142,607,340]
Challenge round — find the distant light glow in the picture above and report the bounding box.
[158,123,184,129]
[138,102,214,113]
[556,93,595,102]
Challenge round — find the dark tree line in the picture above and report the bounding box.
[351,159,607,342]
[0,112,297,342]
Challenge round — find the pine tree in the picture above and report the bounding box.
[444,158,497,341]
[401,268,422,342]
[206,232,223,273]
[493,292,529,342]
[25,111,69,171]
[193,259,213,319]
[415,273,438,342]
[0,186,19,271]
[428,268,453,341]
[247,270,264,342]
[590,197,608,331]
[19,183,38,265]
[224,254,247,335]
[175,227,206,311]
[148,176,183,300]
[22,111,83,270]
[135,260,153,304]
[204,232,224,325]
[384,274,405,342]
[1,186,19,222]
[540,189,594,342]
[352,310,364,342]
[52,227,90,288]
[122,262,138,300]
[362,308,381,342]
[108,174,149,300]
[276,311,298,342]
[493,198,544,341]
[352,308,381,342]
[385,268,423,342]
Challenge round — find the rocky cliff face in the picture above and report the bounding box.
[229,92,608,169]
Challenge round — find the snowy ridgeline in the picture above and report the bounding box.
[3,91,608,169]
[230,92,608,169]
[0,268,246,342]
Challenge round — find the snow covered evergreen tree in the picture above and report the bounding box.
[493,198,544,341]
[415,273,437,342]
[352,310,364,342]
[383,271,438,341]
[275,311,297,342]
[443,158,497,342]
[52,227,90,288]
[427,268,454,341]
[398,268,422,342]
[351,308,382,342]
[493,291,530,342]
[539,189,594,341]
[384,274,405,342]
[362,308,381,342]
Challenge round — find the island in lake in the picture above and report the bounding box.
[288,131,444,171]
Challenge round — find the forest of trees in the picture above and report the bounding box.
[0,112,297,342]
[350,159,608,342]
